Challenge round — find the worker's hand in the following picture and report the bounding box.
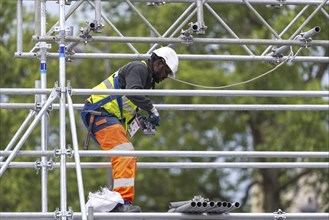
[138,115,147,122]
[148,107,160,126]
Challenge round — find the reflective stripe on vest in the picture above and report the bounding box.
[113,177,135,189]
[90,71,138,129]
[103,75,136,117]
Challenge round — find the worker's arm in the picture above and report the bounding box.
[122,63,154,113]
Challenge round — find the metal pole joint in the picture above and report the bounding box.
[273,209,286,220]
[295,26,321,49]
[35,41,52,60]
[36,88,58,111]
[35,159,54,174]
[180,21,207,42]
[54,26,73,44]
[35,101,53,113]
[80,22,93,45]
[268,0,286,9]
[67,81,72,96]
[54,82,67,94]
[35,41,52,49]
[54,147,73,159]
[147,2,167,6]
[90,20,104,33]
[268,26,321,58]
[63,0,72,5]
[54,207,73,220]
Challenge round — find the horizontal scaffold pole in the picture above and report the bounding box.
[33,36,329,47]
[0,212,328,220]
[14,53,329,63]
[17,0,329,5]
[1,89,328,97]
[1,103,328,111]
[1,150,328,158]
[2,162,328,169]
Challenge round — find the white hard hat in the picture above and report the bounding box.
[152,47,179,78]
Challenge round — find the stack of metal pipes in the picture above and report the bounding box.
[168,196,240,214]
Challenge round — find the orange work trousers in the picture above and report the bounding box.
[94,123,136,203]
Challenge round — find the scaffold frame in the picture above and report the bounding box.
[1,0,328,220]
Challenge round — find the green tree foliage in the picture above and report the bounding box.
[1,1,328,213]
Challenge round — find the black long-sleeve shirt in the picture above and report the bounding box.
[118,61,154,113]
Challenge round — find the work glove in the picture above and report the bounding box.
[138,115,156,136]
[138,115,147,122]
[147,106,160,126]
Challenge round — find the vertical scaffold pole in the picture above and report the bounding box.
[196,0,205,34]
[58,1,67,219]
[67,92,87,220]
[39,0,49,213]
[16,0,23,53]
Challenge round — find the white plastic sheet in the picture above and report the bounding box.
[85,187,124,212]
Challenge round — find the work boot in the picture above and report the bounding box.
[111,200,142,212]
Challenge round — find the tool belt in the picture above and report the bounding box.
[81,73,124,150]
[81,101,122,150]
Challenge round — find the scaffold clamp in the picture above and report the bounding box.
[54,146,73,159]
[67,80,72,96]
[147,2,166,6]
[35,159,54,174]
[35,42,52,50]
[273,209,286,220]
[35,101,53,113]
[35,88,58,112]
[180,30,194,44]
[277,0,286,7]
[54,207,73,220]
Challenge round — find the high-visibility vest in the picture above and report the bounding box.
[88,71,138,130]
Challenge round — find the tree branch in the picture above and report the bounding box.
[240,180,259,211]
[278,169,312,192]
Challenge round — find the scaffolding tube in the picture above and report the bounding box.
[1,103,328,111]
[2,150,328,159]
[33,35,329,46]
[289,0,328,40]
[3,1,329,218]
[154,104,329,111]
[205,3,254,55]
[14,52,329,63]
[147,2,197,54]
[0,110,35,162]
[87,0,139,53]
[37,0,50,211]
[1,88,328,97]
[111,0,329,4]
[66,93,87,220]
[270,27,322,57]
[261,4,310,55]
[19,0,329,5]
[169,200,240,213]
[16,0,23,53]
[2,162,328,169]
[243,0,281,39]
[0,212,328,220]
[0,90,58,177]
[58,1,68,219]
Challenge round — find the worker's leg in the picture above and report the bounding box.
[94,123,136,203]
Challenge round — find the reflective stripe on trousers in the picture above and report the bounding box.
[94,123,136,203]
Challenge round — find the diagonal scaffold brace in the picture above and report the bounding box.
[0,88,59,177]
